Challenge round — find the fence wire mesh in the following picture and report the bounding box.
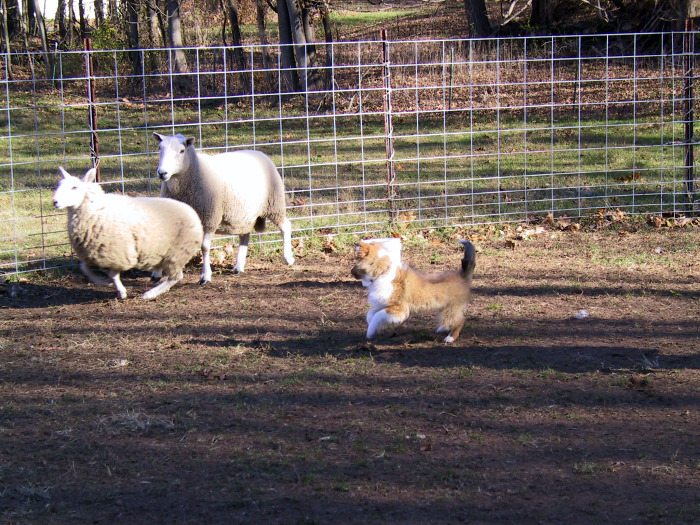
[1,33,698,275]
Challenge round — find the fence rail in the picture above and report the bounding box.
[1,32,698,276]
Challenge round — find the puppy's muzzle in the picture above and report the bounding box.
[351,265,365,280]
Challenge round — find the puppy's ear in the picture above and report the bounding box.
[357,241,371,258]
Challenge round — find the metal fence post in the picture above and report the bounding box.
[684,21,696,209]
[84,37,100,181]
[381,29,396,224]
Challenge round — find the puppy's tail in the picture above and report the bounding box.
[458,240,476,285]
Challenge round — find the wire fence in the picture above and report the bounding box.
[1,32,698,276]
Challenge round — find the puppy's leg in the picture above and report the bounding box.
[442,311,466,343]
[366,308,379,325]
[366,306,409,339]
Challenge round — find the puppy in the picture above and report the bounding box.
[351,237,476,343]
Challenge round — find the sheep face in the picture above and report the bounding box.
[154,132,195,182]
[53,167,96,210]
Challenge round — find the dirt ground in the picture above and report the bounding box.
[1,223,699,524]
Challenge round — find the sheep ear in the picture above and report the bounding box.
[82,168,97,183]
[185,136,195,148]
[58,166,70,179]
[153,132,163,143]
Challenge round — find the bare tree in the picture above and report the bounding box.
[1,0,14,78]
[148,0,167,47]
[26,0,37,34]
[286,0,313,89]
[464,0,490,37]
[2,0,20,37]
[221,0,246,71]
[55,0,67,42]
[126,0,142,74]
[77,0,87,37]
[317,0,332,88]
[68,0,76,47]
[166,0,188,72]
[276,0,300,90]
[23,0,54,76]
[94,0,104,26]
[275,0,326,91]
[531,0,554,26]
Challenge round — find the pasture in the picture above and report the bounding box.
[1,222,698,523]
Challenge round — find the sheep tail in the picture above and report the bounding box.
[254,217,266,233]
[458,240,476,285]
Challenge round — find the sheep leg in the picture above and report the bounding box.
[142,273,181,300]
[233,233,249,274]
[107,270,128,300]
[279,218,295,266]
[79,261,111,287]
[150,270,163,282]
[200,231,213,285]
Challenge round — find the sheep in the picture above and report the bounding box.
[53,166,203,300]
[153,132,295,284]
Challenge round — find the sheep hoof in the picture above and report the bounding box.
[232,267,244,275]
[199,278,210,285]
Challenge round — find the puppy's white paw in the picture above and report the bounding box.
[443,335,455,343]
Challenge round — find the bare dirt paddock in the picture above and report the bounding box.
[1,224,699,524]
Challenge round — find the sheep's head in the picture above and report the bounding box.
[53,167,95,210]
[153,132,195,182]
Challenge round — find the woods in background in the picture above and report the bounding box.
[0,1,695,83]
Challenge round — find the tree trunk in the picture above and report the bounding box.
[25,0,37,35]
[55,0,66,41]
[318,0,332,90]
[285,0,309,90]
[126,0,142,75]
[33,0,54,78]
[222,0,246,71]
[4,0,20,37]
[277,0,299,91]
[68,0,76,47]
[166,0,188,73]
[531,0,554,26]
[94,0,104,27]
[148,0,164,47]
[152,0,168,48]
[78,0,86,37]
[463,0,490,37]
[108,0,117,19]
[1,0,13,79]
[302,4,316,68]
[255,0,270,70]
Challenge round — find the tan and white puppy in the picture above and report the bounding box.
[351,237,476,343]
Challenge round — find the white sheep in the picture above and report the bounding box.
[153,132,295,284]
[53,166,203,300]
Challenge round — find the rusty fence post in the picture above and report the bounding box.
[84,37,100,182]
